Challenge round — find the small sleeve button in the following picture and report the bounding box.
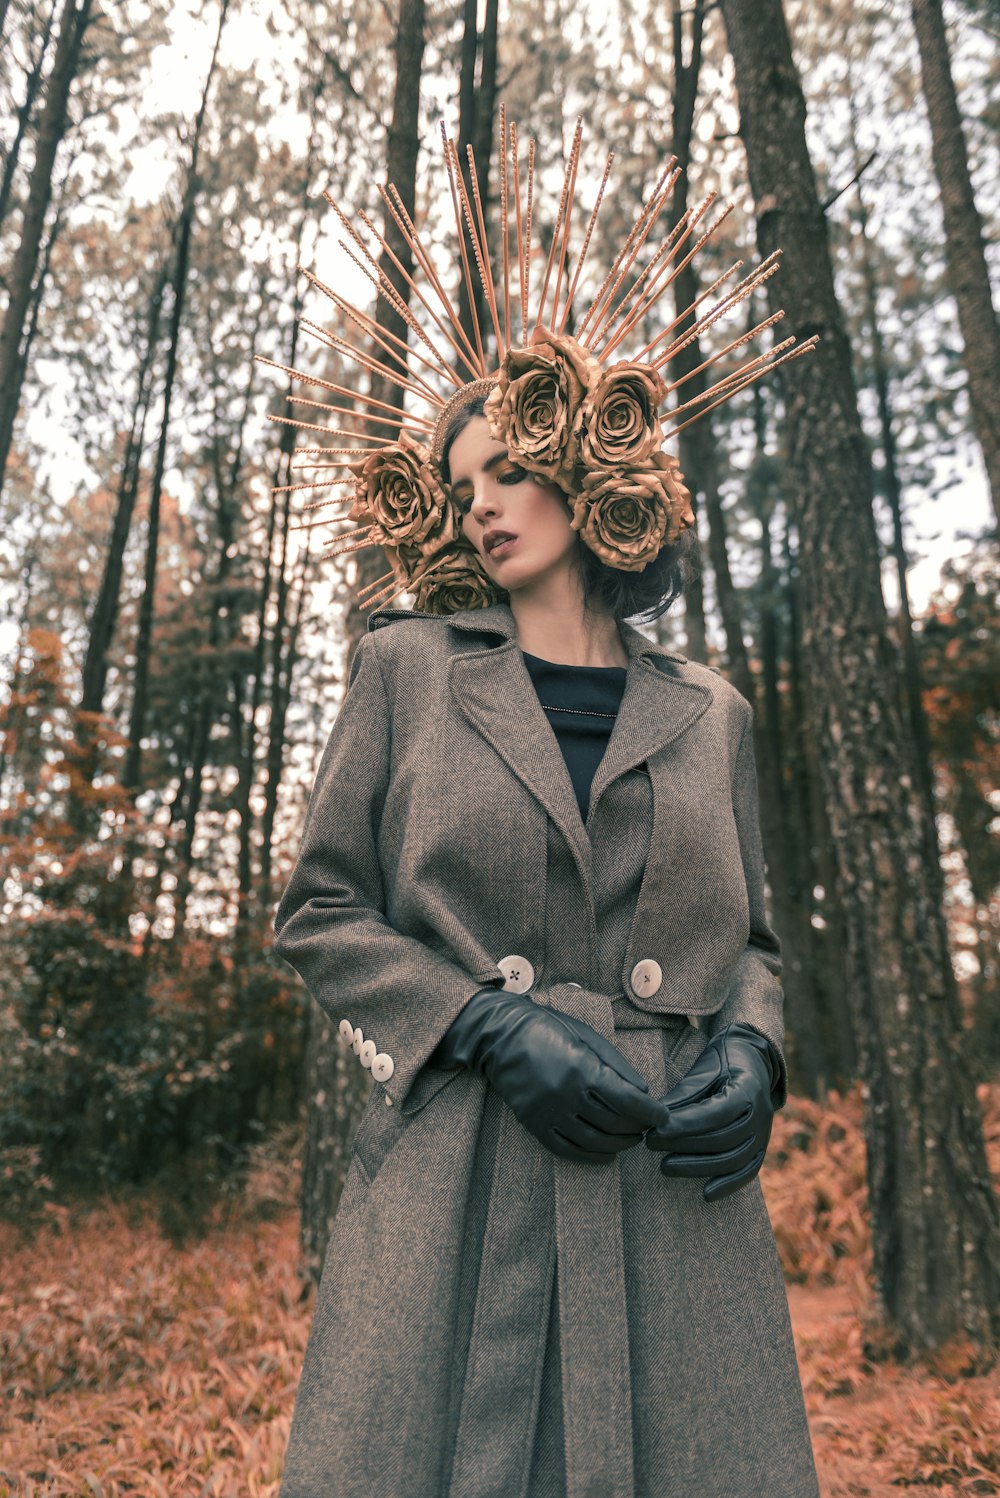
[372,1053,395,1082]
[359,1039,377,1069]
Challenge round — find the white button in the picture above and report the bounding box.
[566,982,582,989]
[352,1027,364,1055]
[338,1019,354,1044]
[359,1039,377,1069]
[385,1094,394,1107]
[498,955,535,994]
[372,1053,395,1082]
[630,959,663,997]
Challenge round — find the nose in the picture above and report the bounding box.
[468,484,500,524]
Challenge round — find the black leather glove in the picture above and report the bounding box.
[432,987,665,1163]
[644,1023,780,1201]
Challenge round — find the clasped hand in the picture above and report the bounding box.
[435,993,777,1190]
[432,988,665,1163]
[644,1023,780,1202]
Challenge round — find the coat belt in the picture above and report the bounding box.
[449,989,689,1498]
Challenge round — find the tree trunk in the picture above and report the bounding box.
[749,385,828,1094]
[259,461,296,901]
[0,551,37,806]
[80,262,168,722]
[69,259,170,842]
[720,0,1000,1356]
[298,0,427,1284]
[784,517,855,1089]
[668,1,819,1092]
[257,64,328,906]
[170,297,263,931]
[669,0,751,703]
[0,0,57,233]
[911,0,1000,530]
[851,168,937,830]
[123,0,229,795]
[244,78,324,926]
[455,0,499,361]
[0,0,91,494]
[172,460,237,930]
[679,554,708,661]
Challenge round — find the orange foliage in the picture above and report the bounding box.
[1,1089,999,1495]
[763,1086,872,1287]
[762,1080,1000,1293]
[789,1276,1000,1496]
[0,1193,306,1496]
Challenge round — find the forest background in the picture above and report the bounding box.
[0,0,998,1489]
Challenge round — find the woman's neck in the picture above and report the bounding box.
[510,587,628,668]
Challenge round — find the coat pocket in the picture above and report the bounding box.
[350,1093,406,1185]
[400,1060,464,1117]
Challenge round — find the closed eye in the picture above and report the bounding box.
[451,463,526,514]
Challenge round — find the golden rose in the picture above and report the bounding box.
[484,327,599,490]
[411,537,506,615]
[580,361,667,468]
[570,452,694,572]
[349,433,452,559]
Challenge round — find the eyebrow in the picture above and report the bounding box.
[450,449,509,491]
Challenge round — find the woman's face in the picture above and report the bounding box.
[447,417,579,597]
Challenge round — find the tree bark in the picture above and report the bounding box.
[172,352,259,932]
[123,0,229,794]
[911,0,1000,530]
[0,0,57,233]
[721,0,1000,1355]
[455,0,499,361]
[667,1,819,1092]
[0,551,37,807]
[298,0,427,1284]
[0,0,92,494]
[850,160,937,830]
[749,386,828,1094]
[669,0,751,704]
[249,70,328,919]
[72,257,170,843]
[784,517,855,1089]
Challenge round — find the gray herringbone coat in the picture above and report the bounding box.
[272,601,820,1498]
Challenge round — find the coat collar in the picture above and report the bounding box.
[369,600,691,667]
[443,601,691,669]
[376,602,713,881]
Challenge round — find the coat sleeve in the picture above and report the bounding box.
[272,631,498,1113]
[705,704,788,1111]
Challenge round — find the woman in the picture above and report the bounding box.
[269,119,820,1496]
[271,406,821,1495]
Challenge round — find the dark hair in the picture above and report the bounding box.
[439,396,700,626]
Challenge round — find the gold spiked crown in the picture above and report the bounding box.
[260,110,817,615]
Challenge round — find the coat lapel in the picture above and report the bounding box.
[587,624,713,818]
[447,623,593,879]
[444,604,713,857]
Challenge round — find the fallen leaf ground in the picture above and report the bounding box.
[1,1085,998,1497]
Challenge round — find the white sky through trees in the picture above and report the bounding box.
[7,0,996,656]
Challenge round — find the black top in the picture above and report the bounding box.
[521,651,627,823]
